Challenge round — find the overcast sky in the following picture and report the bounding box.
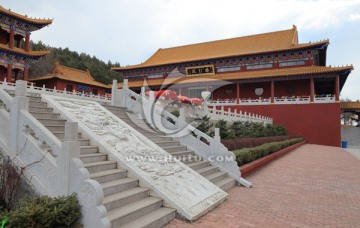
[1,0,359,100]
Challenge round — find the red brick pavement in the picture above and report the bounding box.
[166,144,360,228]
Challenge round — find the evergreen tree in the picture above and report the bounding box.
[29,41,123,84]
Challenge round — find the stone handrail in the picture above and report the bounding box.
[197,106,273,125]
[123,85,251,187]
[0,79,111,104]
[208,95,335,106]
[0,80,109,227]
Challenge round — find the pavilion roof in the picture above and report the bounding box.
[113,26,329,71]
[341,101,360,112]
[0,5,52,25]
[117,65,353,88]
[29,62,110,88]
[0,44,50,57]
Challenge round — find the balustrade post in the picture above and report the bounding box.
[62,122,81,195]
[111,79,122,107]
[176,107,186,129]
[10,80,29,154]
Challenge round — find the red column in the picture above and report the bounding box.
[310,77,315,103]
[236,82,240,104]
[335,75,340,102]
[6,64,12,82]
[9,26,14,49]
[25,33,30,52]
[23,67,29,81]
[271,80,275,103]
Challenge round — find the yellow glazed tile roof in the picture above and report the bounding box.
[341,102,360,111]
[117,65,353,88]
[0,5,52,25]
[113,26,328,70]
[30,62,110,88]
[0,44,50,56]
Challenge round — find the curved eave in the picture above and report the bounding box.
[0,45,50,58]
[117,65,353,88]
[0,6,53,26]
[113,40,330,71]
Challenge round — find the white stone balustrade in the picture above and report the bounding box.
[115,80,251,188]
[0,80,110,228]
[208,95,335,106]
[197,106,273,125]
[0,79,112,104]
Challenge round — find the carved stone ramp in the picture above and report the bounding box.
[21,93,176,227]
[103,105,236,192]
[42,95,228,221]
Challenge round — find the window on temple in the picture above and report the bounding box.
[93,89,98,95]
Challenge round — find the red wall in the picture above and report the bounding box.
[212,80,310,100]
[32,79,109,95]
[226,103,341,147]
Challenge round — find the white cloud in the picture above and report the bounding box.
[349,13,360,21]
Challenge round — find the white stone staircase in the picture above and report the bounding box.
[21,93,177,227]
[103,105,236,192]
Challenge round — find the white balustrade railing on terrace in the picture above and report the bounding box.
[0,79,112,104]
[111,80,251,187]
[197,106,273,125]
[208,95,336,106]
[0,80,110,228]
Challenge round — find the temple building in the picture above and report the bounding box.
[0,5,52,82]
[30,62,110,95]
[113,26,353,147]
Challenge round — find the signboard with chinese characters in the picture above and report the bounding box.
[186,65,215,77]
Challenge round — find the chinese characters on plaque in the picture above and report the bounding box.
[186,65,215,77]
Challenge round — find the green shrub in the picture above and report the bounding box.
[234,138,304,166]
[167,109,180,125]
[230,121,287,139]
[211,119,235,139]
[0,194,81,228]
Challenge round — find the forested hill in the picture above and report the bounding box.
[29,41,123,85]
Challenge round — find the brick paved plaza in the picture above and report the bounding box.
[167,144,360,228]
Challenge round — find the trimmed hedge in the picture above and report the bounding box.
[234,138,304,166]
[0,194,81,228]
[222,135,299,151]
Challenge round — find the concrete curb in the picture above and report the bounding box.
[240,141,306,177]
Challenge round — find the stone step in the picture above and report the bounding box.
[29,106,53,113]
[155,141,179,148]
[197,165,219,176]
[80,146,99,154]
[37,118,67,125]
[43,125,65,132]
[162,145,188,153]
[188,160,211,170]
[169,150,194,157]
[90,169,127,184]
[104,187,149,212]
[101,178,139,197]
[77,139,91,146]
[107,197,163,227]
[181,155,203,164]
[205,171,228,183]
[80,153,107,164]
[215,177,236,192]
[29,101,47,107]
[30,112,60,119]
[121,207,176,228]
[84,160,117,173]
[147,136,173,142]
[52,132,81,139]
[102,105,127,112]
[28,96,42,102]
